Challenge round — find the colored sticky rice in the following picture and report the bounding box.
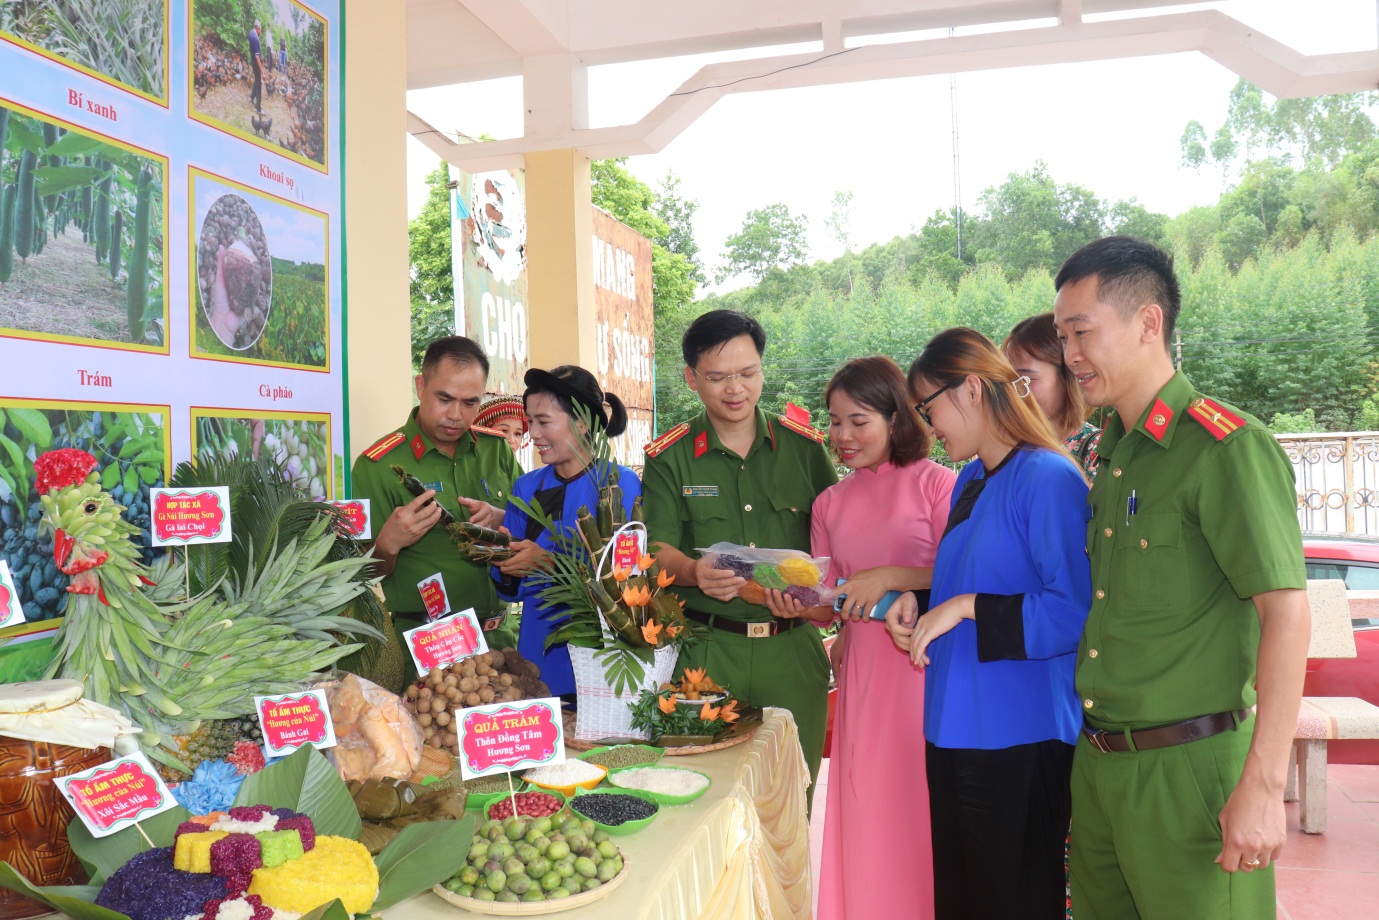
[177,821,209,838]
[273,815,315,852]
[210,833,262,877]
[95,847,229,920]
[174,830,229,873]
[202,894,273,920]
[247,835,377,915]
[254,830,304,868]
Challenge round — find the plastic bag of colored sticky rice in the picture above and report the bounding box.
[696,542,835,607]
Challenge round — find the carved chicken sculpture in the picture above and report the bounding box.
[33,448,370,772]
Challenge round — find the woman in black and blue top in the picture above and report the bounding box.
[886,327,1092,920]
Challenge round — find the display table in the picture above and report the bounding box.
[389,707,814,920]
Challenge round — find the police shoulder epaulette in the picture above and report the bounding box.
[361,431,406,461]
[644,422,690,459]
[778,415,827,444]
[1186,396,1246,442]
[471,425,506,438]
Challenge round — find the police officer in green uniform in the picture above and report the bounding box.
[1053,237,1311,920]
[351,337,521,682]
[642,310,837,806]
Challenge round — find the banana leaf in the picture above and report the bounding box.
[371,817,476,912]
[0,867,125,920]
[230,745,361,840]
[298,902,351,920]
[66,802,191,885]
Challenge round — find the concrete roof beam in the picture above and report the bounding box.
[408,9,1379,171]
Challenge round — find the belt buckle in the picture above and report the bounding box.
[482,615,505,632]
[1086,730,1114,754]
[746,621,775,639]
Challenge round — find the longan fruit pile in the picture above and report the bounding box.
[402,648,550,752]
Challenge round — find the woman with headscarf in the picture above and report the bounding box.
[493,366,639,698]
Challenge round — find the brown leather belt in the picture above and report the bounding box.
[1083,709,1250,753]
[683,608,808,638]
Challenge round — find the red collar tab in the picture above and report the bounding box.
[1187,397,1245,442]
[411,434,426,460]
[1143,398,1174,442]
[694,431,709,459]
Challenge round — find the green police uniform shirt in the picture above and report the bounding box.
[1078,371,1305,731]
[350,409,520,619]
[642,407,838,619]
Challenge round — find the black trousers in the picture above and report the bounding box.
[926,739,1074,920]
[250,61,263,111]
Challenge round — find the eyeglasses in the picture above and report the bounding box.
[691,365,762,387]
[914,379,962,426]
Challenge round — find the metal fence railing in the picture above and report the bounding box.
[1276,432,1379,536]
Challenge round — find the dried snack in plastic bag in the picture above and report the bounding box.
[316,674,423,782]
[696,542,835,607]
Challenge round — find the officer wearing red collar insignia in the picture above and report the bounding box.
[350,336,521,676]
[642,310,838,808]
[1054,237,1309,920]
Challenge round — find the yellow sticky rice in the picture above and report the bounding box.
[247,835,378,915]
[778,557,822,587]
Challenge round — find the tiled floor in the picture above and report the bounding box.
[807,759,1379,919]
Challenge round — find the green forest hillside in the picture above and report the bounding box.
[408,81,1379,436]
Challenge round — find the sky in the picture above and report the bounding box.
[404,1,1379,294]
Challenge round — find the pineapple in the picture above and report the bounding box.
[166,719,241,779]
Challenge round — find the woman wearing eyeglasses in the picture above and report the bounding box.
[886,327,1092,920]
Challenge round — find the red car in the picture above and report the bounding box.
[1302,534,1379,764]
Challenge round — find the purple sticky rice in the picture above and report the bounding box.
[784,585,822,606]
[175,821,208,838]
[713,555,756,579]
[95,847,229,920]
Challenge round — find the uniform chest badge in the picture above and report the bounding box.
[682,485,719,497]
[423,481,443,492]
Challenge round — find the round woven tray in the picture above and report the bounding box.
[561,711,759,756]
[430,853,629,914]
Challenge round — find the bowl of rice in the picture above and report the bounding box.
[606,766,713,805]
[522,758,608,797]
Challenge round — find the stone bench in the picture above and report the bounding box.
[1283,582,1379,834]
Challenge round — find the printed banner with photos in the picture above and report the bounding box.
[0,1,346,622]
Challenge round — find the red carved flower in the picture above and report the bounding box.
[34,449,98,495]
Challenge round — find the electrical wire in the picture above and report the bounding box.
[667,48,859,97]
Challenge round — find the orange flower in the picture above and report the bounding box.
[665,623,682,638]
[656,569,676,588]
[641,620,663,645]
[621,584,652,608]
[684,667,706,686]
[612,565,632,583]
[719,699,741,723]
[639,554,655,572]
[657,694,677,714]
[700,702,722,722]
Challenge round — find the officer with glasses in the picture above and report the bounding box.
[642,309,838,808]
